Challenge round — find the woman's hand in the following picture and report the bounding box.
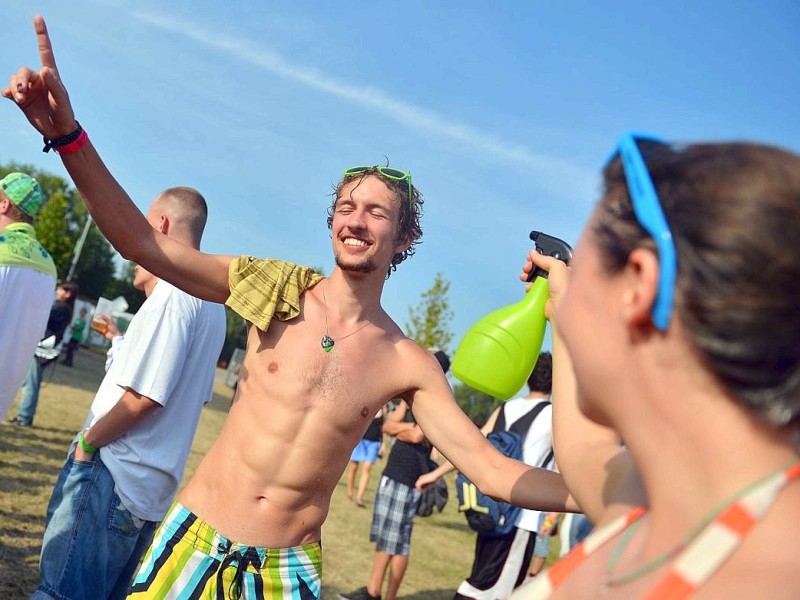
[520,250,571,321]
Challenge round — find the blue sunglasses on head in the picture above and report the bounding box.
[614,132,677,331]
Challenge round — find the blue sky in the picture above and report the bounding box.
[3,1,799,359]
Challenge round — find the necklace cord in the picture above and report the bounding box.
[321,282,374,351]
[605,455,799,588]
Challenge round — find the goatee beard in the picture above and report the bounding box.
[334,253,377,274]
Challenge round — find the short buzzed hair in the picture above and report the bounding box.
[155,187,208,245]
[2,194,33,224]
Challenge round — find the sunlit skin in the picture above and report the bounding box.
[552,218,624,428]
[131,264,151,294]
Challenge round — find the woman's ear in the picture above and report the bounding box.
[622,247,660,328]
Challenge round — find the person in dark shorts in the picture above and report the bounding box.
[346,406,387,507]
[340,350,450,600]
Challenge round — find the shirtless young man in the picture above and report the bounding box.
[5,17,574,599]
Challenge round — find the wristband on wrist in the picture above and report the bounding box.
[78,431,98,454]
[42,122,88,154]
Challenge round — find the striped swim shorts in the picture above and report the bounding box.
[128,502,322,599]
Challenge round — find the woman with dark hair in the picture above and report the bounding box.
[7,281,79,427]
[513,136,800,599]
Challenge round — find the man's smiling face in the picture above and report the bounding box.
[331,175,408,275]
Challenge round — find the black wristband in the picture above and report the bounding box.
[42,122,82,153]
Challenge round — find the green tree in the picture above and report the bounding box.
[1,161,117,297]
[33,193,73,270]
[220,306,248,366]
[404,273,501,423]
[70,225,117,299]
[453,382,501,427]
[405,272,454,353]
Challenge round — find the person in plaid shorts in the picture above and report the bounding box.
[340,350,449,600]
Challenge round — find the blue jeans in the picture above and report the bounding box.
[569,513,593,548]
[32,449,159,600]
[16,358,43,425]
[533,511,552,558]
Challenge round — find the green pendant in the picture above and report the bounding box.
[321,335,335,352]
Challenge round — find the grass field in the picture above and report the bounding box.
[0,346,504,599]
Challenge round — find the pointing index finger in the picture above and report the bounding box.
[34,15,59,74]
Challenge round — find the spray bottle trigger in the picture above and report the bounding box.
[526,231,573,282]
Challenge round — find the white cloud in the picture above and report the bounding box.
[129,8,591,183]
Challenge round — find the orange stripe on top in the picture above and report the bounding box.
[547,507,646,589]
[643,571,695,600]
[547,544,587,588]
[716,502,757,537]
[517,461,800,600]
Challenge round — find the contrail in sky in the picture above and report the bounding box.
[130,8,589,181]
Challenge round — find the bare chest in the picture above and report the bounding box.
[239,318,398,419]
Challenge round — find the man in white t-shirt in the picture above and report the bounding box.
[418,352,555,600]
[0,172,56,418]
[31,188,226,600]
[456,353,555,600]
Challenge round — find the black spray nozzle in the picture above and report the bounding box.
[526,231,573,282]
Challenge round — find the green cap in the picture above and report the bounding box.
[0,172,47,218]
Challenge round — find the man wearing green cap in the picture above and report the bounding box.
[0,171,57,419]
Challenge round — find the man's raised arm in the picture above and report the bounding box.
[3,16,232,303]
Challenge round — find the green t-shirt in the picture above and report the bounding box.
[70,319,87,342]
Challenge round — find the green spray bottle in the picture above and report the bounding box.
[451,231,573,400]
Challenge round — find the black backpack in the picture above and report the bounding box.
[456,401,553,537]
[416,456,449,517]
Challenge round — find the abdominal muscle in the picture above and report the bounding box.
[178,341,391,548]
